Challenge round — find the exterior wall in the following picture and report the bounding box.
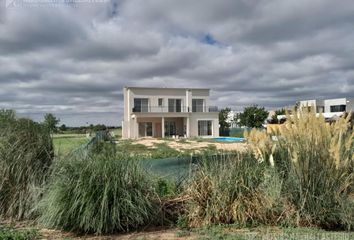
[324,98,347,113]
[189,112,219,138]
[347,99,354,112]
[299,99,324,112]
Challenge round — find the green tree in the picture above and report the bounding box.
[238,105,268,128]
[59,124,67,132]
[219,107,231,136]
[43,113,60,133]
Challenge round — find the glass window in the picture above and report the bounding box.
[168,99,182,112]
[158,98,163,106]
[330,105,346,112]
[134,98,149,112]
[165,121,176,137]
[138,122,152,137]
[198,120,212,136]
[192,99,204,112]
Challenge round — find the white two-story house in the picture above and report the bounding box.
[298,98,354,119]
[122,87,219,139]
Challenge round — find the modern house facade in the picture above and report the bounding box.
[122,87,219,139]
[299,98,354,115]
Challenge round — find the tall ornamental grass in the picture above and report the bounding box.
[39,145,158,234]
[247,109,354,230]
[0,110,53,220]
[185,110,353,230]
[185,153,286,227]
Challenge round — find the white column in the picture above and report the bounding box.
[133,117,138,139]
[186,117,190,138]
[161,117,165,138]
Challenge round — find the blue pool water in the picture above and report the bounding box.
[214,137,245,142]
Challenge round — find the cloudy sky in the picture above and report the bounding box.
[1,0,354,126]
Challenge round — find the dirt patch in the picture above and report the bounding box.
[131,138,248,152]
[38,228,196,240]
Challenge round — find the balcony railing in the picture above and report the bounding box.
[132,105,218,113]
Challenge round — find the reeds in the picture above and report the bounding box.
[184,110,353,230]
[185,152,283,227]
[38,144,159,234]
[0,110,53,220]
[247,109,354,230]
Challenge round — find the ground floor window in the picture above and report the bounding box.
[198,120,212,136]
[138,122,152,137]
[165,121,176,137]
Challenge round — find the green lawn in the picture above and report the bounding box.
[53,134,89,156]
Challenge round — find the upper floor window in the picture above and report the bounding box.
[158,98,163,107]
[168,99,182,112]
[134,98,149,112]
[192,99,204,112]
[330,105,346,112]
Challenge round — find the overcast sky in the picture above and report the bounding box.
[1,0,354,126]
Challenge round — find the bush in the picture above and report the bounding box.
[185,110,354,230]
[0,110,53,220]
[38,145,158,234]
[0,226,38,240]
[185,152,284,227]
[247,109,354,230]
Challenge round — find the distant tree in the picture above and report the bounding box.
[59,124,67,132]
[93,124,107,131]
[44,113,60,133]
[219,107,231,136]
[238,105,268,128]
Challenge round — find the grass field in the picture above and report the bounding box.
[53,134,89,156]
[53,128,121,155]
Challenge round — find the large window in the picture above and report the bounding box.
[138,122,152,137]
[198,120,212,136]
[165,121,176,137]
[192,99,204,112]
[168,99,182,112]
[330,105,346,112]
[134,98,149,112]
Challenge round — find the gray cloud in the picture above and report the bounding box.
[0,0,354,126]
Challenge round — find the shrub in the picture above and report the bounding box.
[0,110,53,220]
[248,109,354,230]
[0,226,38,240]
[38,145,158,234]
[185,152,284,227]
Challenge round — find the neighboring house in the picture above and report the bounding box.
[299,98,354,118]
[122,87,219,139]
[276,98,354,122]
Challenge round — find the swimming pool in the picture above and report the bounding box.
[214,137,245,142]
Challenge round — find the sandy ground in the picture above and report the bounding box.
[39,228,196,240]
[131,138,248,152]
